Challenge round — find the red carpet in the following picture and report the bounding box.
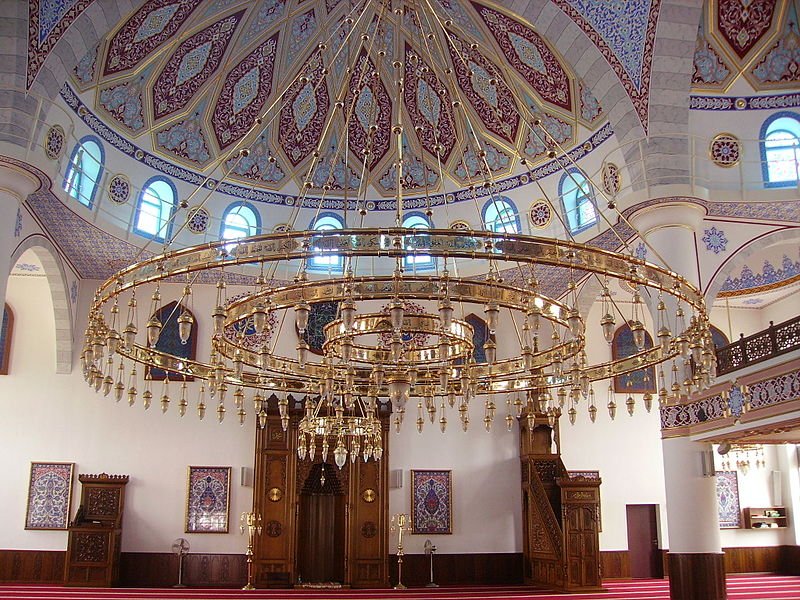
[1,576,800,600]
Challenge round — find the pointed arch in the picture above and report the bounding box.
[9,235,73,374]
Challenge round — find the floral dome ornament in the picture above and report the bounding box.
[702,227,728,254]
[710,133,742,168]
[107,174,131,205]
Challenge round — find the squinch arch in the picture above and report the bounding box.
[9,235,74,374]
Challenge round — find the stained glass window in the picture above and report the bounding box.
[761,113,800,187]
[402,212,434,271]
[63,136,104,209]
[135,177,177,242]
[301,301,340,353]
[221,203,260,239]
[309,213,344,273]
[612,322,656,393]
[482,197,520,234]
[559,169,597,233]
[148,301,196,381]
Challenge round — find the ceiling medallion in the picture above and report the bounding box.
[107,174,131,205]
[529,200,553,229]
[185,206,210,234]
[710,133,742,168]
[44,125,66,160]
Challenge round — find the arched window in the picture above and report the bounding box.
[611,322,656,393]
[402,212,434,271]
[308,213,344,273]
[63,136,104,208]
[760,112,800,187]
[148,301,197,381]
[559,170,597,233]
[134,177,177,242]
[482,197,520,234]
[221,203,261,239]
[0,304,14,375]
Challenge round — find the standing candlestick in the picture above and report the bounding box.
[240,511,262,591]
[390,513,412,590]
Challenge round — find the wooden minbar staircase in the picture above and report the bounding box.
[519,415,603,592]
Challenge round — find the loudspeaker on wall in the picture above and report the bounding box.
[701,449,716,477]
[771,470,782,506]
[389,469,403,489]
[240,466,253,487]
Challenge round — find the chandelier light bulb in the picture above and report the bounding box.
[177,310,194,344]
[123,323,137,349]
[601,313,615,344]
[588,403,597,423]
[341,298,356,330]
[252,303,268,335]
[528,304,541,331]
[626,394,635,416]
[567,308,583,337]
[630,320,646,352]
[106,329,121,355]
[102,375,113,397]
[211,305,226,336]
[484,340,497,364]
[608,399,617,420]
[484,301,499,333]
[643,392,653,413]
[389,298,405,331]
[142,389,153,410]
[438,298,454,330]
[297,340,309,368]
[295,301,310,333]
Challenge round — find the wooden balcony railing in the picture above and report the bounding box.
[716,315,800,375]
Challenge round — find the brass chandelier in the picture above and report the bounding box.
[79,0,717,470]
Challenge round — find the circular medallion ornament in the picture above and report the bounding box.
[361,521,378,538]
[134,149,144,160]
[265,520,282,537]
[450,220,470,231]
[107,174,131,205]
[710,133,741,168]
[268,487,283,502]
[185,207,210,234]
[529,200,552,229]
[273,223,291,233]
[362,488,376,503]
[44,125,65,160]
[735,98,747,110]
[601,162,621,195]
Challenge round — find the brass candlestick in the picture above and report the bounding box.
[240,511,262,591]
[390,513,412,590]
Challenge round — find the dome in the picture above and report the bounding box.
[68,0,594,200]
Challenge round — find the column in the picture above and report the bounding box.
[662,436,726,600]
[632,201,727,600]
[0,163,40,309]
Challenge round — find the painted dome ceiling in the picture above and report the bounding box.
[692,0,800,92]
[70,0,602,198]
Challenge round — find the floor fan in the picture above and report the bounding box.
[424,539,438,587]
[171,537,190,588]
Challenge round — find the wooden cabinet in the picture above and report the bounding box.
[64,474,129,587]
[743,507,787,529]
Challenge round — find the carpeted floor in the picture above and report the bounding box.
[2,575,800,600]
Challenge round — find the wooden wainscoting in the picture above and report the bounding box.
[119,553,246,587]
[600,546,787,579]
[723,546,783,573]
[0,550,65,583]
[600,550,630,579]
[388,553,523,587]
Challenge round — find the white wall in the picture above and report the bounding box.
[0,265,792,558]
[0,276,255,554]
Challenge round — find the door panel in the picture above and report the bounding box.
[626,504,662,579]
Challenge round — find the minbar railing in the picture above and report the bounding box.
[716,315,800,375]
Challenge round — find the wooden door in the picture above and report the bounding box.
[626,504,662,578]
[296,463,346,584]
